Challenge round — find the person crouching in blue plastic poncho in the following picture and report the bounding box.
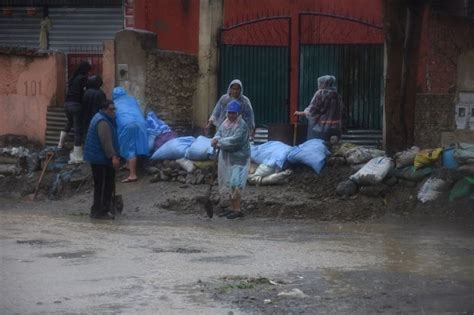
[211,100,250,219]
[112,87,149,183]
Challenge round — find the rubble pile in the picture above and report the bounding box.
[147,159,212,185]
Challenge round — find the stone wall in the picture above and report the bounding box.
[145,50,199,135]
[414,93,456,148]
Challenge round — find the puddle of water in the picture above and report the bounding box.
[42,250,95,259]
[152,247,203,254]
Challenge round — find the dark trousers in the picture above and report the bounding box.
[90,164,115,218]
[63,102,83,146]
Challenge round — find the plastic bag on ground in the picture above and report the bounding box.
[454,143,474,165]
[151,136,195,160]
[250,141,293,169]
[391,166,433,182]
[394,146,420,168]
[176,158,196,173]
[287,139,330,174]
[344,147,385,165]
[253,164,275,177]
[414,148,443,169]
[417,177,449,203]
[349,157,394,186]
[146,112,172,136]
[185,136,213,161]
[155,131,177,151]
[449,177,474,202]
[248,169,292,186]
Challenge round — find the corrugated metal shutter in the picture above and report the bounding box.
[49,7,123,52]
[0,8,42,48]
[219,45,290,125]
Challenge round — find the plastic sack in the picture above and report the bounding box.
[349,157,394,186]
[113,88,149,159]
[185,136,213,161]
[394,146,420,168]
[287,139,330,174]
[454,143,474,165]
[253,164,275,177]
[150,136,195,160]
[449,177,474,202]
[146,112,171,136]
[248,169,292,186]
[250,141,293,169]
[148,133,156,153]
[417,177,449,203]
[442,147,459,169]
[155,131,177,151]
[414,148,443,169]
[334,143,358,157]
[176,158,196,173]
[344,147,385,165]
[391,166,433,182]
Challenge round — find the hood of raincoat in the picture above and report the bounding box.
[112,86,127,100]
[317,75,337,91]
[227,79,243,97]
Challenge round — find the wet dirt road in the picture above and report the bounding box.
[1,193,473,314]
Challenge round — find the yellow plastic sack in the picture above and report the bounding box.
[414,148,443,169]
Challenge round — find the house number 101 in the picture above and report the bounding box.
[24,81,42,96]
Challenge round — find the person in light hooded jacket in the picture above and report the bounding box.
[211,100,250,219]
[294,75,345,142]
[112,87,148,183]
[206,79,255,136]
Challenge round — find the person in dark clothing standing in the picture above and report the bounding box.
[58,61,91,164]
[82,75,106,140]
[84,100,120,220]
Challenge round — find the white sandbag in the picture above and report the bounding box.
[253,164,275,177]
[417,177,449,203]
[248,169,292,186]
[344,147,385,165]
[176,158,196,173]
[349,157,394,185]
[394,146,420,168]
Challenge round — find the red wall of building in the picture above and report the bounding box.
[134,0,199,55]
[418,12,474,93]
[222,0,383,122]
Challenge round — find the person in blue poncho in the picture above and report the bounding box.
[112,87,149,183]
[211,100,250,219]
[206,79,255,137]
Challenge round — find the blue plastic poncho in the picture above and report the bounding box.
[209,79,255,131]
[112,87,149,159]
[213,116,250,195]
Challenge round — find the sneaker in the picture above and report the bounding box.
[226,211,244,219]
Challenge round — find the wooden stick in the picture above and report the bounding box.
[33,152,54,200]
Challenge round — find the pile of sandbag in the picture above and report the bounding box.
[0,146,34,177]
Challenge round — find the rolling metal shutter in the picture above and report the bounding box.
[48,7,123,52]
[0,8,42,48]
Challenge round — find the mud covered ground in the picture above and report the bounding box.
[1,163,474,314]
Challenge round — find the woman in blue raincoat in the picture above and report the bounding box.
[207,79,255,136]
[211,100,250,219]
[112,87,148,183]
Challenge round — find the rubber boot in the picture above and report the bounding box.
[57,131,67,149]
[68,146,84,164]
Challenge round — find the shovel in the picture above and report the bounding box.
[31,151,55,200]
[203,147,219,218]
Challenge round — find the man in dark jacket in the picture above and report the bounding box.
[84,100,120,220]
[83,75,106,140]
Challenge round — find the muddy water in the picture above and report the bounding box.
[1,197,473,314]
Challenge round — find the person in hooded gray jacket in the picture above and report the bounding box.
[206,79,255,137]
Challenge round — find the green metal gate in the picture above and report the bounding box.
[299,44,384,130]
[219,17,291,125]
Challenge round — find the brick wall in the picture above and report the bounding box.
[414,94,456,148]
[145,50,198,135]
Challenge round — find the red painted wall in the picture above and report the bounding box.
[418,11,474,93]
[222,0,383,122]
[134,0,199,55]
